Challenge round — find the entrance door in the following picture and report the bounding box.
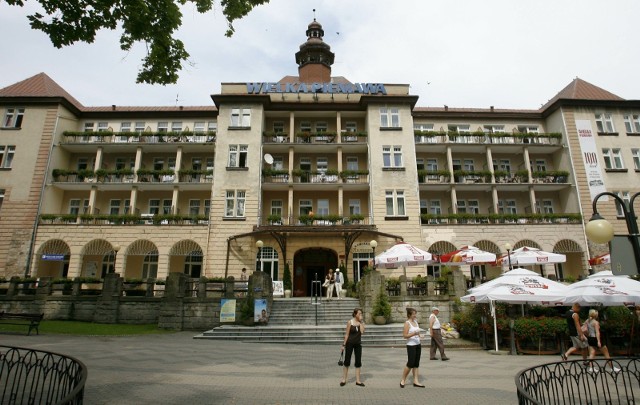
[292,248,337,297]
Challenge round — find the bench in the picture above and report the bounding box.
[0,311,44,335]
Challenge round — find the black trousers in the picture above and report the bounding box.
[406,344,422,368]
[344,343,362,368]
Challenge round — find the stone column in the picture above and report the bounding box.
[93,273,122,323]
[158,272,189,329]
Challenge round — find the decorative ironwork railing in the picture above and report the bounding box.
[0,345,87,405]
[515,358,640,404]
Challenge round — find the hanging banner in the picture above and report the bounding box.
[575,119,608,201]
[220,298,237,323]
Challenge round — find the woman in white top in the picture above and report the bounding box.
[400,307,425,388]
[586,309,620,372]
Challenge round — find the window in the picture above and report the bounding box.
[225,190,246,217]
[498,200,517,214]
[120,122,131,132]
[492,159,510,173]
[189,200,200,216]
[204,200,211,217]
[84,122,94,132]
[171,122,182,132]
[153,158,165,171]
[228,145,248,168]
[468,200,479,214]
[344,122,357,132]
[317,199,329,216]
[109,200,121,215]
[157,122,168,132]
[414,123,434,131]
[349,199,361,215]
[97,122,108,132]
[115,157,134,170]
[385,190,406,216]
[231,108,251,127]
[315,122,327,132]
[517,125,539,134]
[464,159,475,171]
[69,199,81,215]
[484,125,505,133]
[531,159,546,172]
[77,157,89,170]
[162,200,172,215]
[448,124,471,133]
[632,149,640,170]
[380,107,400,128]
[208,122,217,132]
[316,157,328,174]
[541,200,554,214]
[623,115,640,134]
[3,108,25,128]
[0,146,15,168]
[134,122,145,133]
[149,199,160,215]
[299,199,312,216]
[613,191,630,217]
[142,252,158,279]
[382,146,403,168]
[272,156,284,170]
[300,121,312,132]
[346,157,358,171]
[595,113,615,133]
[0,189,3,211]
[194,122,205,132]
[602,148,624,169]
[273,121,285,133]
[270,200,283,216]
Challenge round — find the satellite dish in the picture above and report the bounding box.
[264,153,274,164]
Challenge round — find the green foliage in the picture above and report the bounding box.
[513,316,566,338]
[602,307,635,336]
[386,277,400,288]
[282,263,292,290]
[372,285,391,318]
[7,0,270,84]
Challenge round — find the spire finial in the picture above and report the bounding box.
[313,8,316,21]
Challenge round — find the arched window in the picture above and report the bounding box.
[142,250,159,279]
[184,251,203,278]
[101,251,116,278]
[256,246,279,281]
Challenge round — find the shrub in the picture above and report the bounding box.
[372,285,391,319]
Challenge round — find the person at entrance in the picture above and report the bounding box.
[325,269,335,300]
[334,269,343,299]
[340,308,365,387]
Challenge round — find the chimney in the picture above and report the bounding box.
[444,105,448,111]
[111,105,116,111]
[490,106,494,112]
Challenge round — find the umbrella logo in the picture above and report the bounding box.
[509,286,534,295]
[599,286,627,296]
[536,257,549,263]
[595,278,615,287]
[520,277,549,289]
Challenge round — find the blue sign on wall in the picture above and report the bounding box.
[41,254,65,261]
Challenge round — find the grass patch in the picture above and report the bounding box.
[0,321,175,336]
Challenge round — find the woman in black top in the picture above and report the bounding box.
[340,308,365,386]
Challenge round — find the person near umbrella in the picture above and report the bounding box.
[340,308,366,387]
[429,307,449,361]
[334,269,343,300]
[561,303,588,362]
[585,309,621,372]
[400,307,425,388]
[325,269,336,300]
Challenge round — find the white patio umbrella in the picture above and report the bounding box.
[439,245,496,265]
[374,242,434,277]
[461,267,569,351]
[497,246,566,269]
[563,270,640,306]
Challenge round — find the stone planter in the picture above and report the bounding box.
[373,315,387,325]
[284,289,292,298]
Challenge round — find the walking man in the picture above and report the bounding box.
[335,269,343,299]
[562,303,588,362]
[429,307,449,361]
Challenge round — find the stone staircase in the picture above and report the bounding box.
[196,298,409,346]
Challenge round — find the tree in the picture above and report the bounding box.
[6,0,270,85]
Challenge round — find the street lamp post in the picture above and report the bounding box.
[112,245,121,274]
[256,240,264,272]
[585,191,640,274]
[504,243,513,271]
[370,240,378,270]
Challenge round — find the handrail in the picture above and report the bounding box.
[515,357,639,404]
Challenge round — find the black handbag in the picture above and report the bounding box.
[338,351,344,366]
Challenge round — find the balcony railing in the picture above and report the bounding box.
[39,214,209,225]
[295,131,338,144]
[259,215,372,227]
[420,213,582,225]
[414,130,562,146]
[51,169,213,184]
[340,131,367,143]
[62,131,216,144]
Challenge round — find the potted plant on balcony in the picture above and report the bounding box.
[267,214,282,225]
[372,285,391,325]
[348,213,365,224]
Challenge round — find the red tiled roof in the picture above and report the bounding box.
[541,78,624,110]
[413,107,538,114]
[83,106,217,112]
[0,72,84,109]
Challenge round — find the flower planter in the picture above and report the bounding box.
[373,315,387,325]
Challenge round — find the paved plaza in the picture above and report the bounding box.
[0,331,554,404]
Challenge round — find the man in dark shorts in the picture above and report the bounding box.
[561,303,588,362]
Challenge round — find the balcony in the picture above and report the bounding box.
[420,213,582,225]
[61,131,216,144]
[295,131,337,144]
[413,130,562,146]
[417,170,451,184]
[39,213,209,226]
[258,214,373,227]
[51,169,213,186]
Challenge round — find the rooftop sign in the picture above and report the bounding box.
[246,82,387,95]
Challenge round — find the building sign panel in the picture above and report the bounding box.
[575,120,608,202]
[246,82,387,95]
[41,254,65,261]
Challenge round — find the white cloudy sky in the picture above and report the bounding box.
[1,0,639,109]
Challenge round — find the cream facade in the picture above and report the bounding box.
[1,19,639,291]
